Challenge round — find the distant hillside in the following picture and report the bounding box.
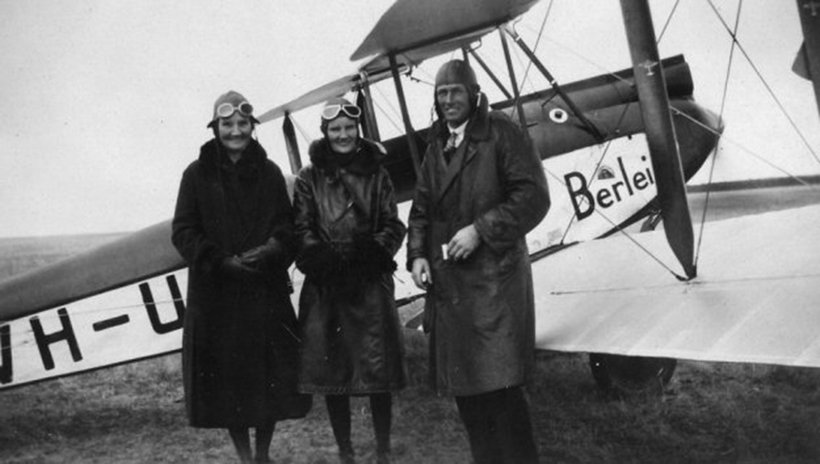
[0,233,126,281]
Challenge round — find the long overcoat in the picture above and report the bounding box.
[406,100,550,396]
[294,138,407,395]
[172,138,310,428]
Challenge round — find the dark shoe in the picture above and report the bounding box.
[338,449,355,464]
[376,451,391,464]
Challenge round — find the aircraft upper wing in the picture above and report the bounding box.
[257,74,361,124]
[352,0,540,74]
[257,69,403,123]
[257,0,540,123]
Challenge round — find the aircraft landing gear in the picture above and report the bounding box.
[586,209,679,395]
[588,353,676,395]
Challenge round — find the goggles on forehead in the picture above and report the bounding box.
[216,101,254,119]
[321,104,361,120]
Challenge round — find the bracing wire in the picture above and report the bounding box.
[670,103,814,183]
[504,1,553,123]
[555,139,614,245]
[407,74,435,88]
[509,33,540,97]
[707,0,820,165]
[675,105,815,185]
[371,84,405,135]
[501,7,685,278]
[656,0,681,44]
[291,116,314,147]
[518,0,554,92]
[545,100,692,280]
[534,3,813,180]
[518,1,694,280]
[528,32,633,86]
[542,165,690,281]
[509,3,685,277]
[557,105,631,245]
[695,0,743,266]
[410,60,436,84]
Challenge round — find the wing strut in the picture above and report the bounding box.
[498,29,529,134]
[282,113,302,175]
[503,24,605,142]
[467,48,513,100]
[621,0,696,279]
[356,80,381,142]
[389,53,422,178]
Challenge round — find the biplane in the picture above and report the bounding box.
[1,0,819,394]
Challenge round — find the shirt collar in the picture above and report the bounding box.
[447,120,468,136]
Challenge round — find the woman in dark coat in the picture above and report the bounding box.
[172,90,310,463]
[293,98,406,464]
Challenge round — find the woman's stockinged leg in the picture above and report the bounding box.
[254,423,276,463]
[326,395,354,462]
[370,393,392,462]
[228,427,253,463]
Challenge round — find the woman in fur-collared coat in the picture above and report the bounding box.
[293,98,406,464]
[172,91,310,464]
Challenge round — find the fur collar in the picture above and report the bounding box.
[198,138,268,169]
[308,138,386,176]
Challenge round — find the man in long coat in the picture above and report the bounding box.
[407,60,550,464]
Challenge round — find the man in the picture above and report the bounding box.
[406,59,549,464]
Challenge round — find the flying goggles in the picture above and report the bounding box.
[321,104,361,120]
[216,101,255,119]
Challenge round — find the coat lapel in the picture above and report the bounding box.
[430,98,491,205]
[434,137,481,206]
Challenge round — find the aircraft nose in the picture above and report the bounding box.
[674,101,724,180]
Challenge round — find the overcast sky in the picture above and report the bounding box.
[1,0,817,238]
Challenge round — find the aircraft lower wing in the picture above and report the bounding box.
[2,199,818,390]
[533,204,820,367]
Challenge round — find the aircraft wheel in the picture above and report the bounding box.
[588,353,676,395]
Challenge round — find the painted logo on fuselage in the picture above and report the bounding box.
[564,155,655,220]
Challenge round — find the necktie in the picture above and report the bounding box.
[443,131,458,163]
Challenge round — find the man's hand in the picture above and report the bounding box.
[411,258,432,290]
[447,224,480,261]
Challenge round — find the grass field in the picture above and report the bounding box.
[1,330,819,463]
[1,207,819,463]
[0,233,124,281]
